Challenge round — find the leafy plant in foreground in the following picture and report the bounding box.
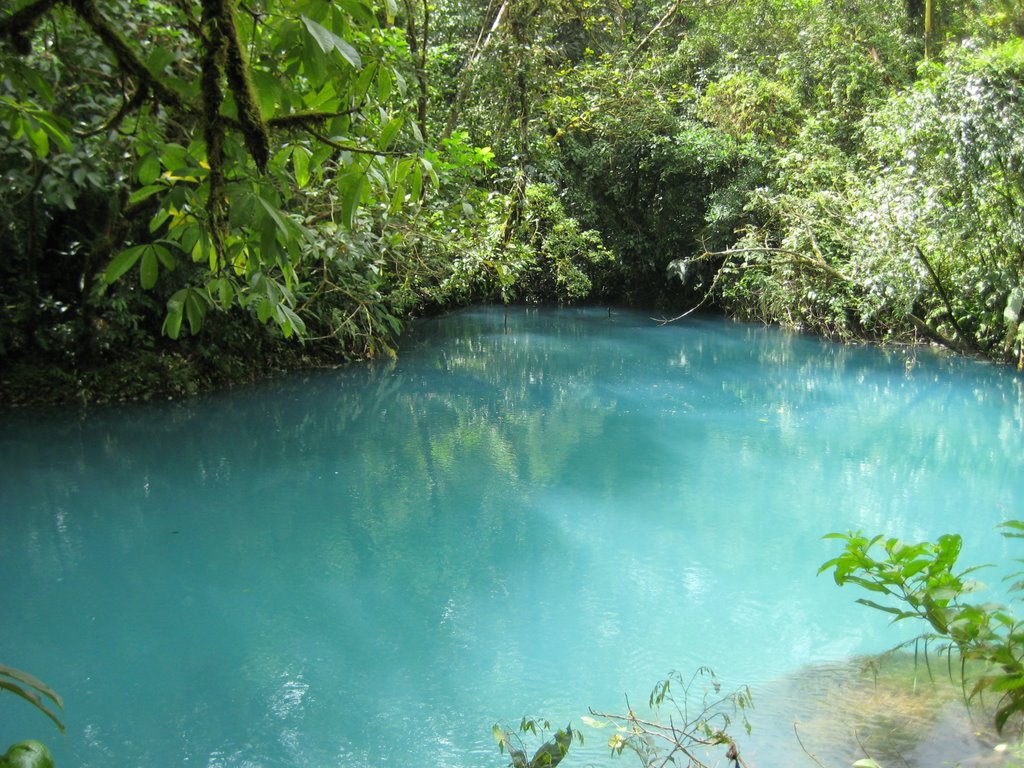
[493,718,579,768]
[820,522,1024,734]
[584,668,750,768]
[0,664,62,768]
[0,665,62,734]
[493,670,750,768]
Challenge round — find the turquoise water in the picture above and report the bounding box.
[1,305,1023,768]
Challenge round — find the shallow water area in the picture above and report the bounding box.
[1,305,1023,767]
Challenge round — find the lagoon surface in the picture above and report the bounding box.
[2,306,1023,767]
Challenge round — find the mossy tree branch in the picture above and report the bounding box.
[67,0,194,115]
[219,0,269,171]
[0,0,60,53]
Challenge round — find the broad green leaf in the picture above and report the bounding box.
[185,290,206,335]
[389,183,405,214]
[352,63,377,101]
[279,304,306,338]
[153,243,176,270]
[208,277,234,309]
[33,112,72,153]
[257,297,274,323]
[378,116,403,150]
[140,248,158,289]
[855,597,903,615]
[252,70,283,117]
[105,245,146,284]
[300,16,362,68]
[137,153,162,185]
[260,216,280,263]
[26,123,49,157]
[338,173,365,230]
[292,146,311,188]
[257,196,290,235]
[129,184,166,204]
[335,0,376,26]
[159,143,189,172]
[378,66,393,102]
[409,161,423,201]
[146,47,175,77]
[163,289,188,339]
[163,311,182,339]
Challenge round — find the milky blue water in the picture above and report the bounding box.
[2,306,1023,768]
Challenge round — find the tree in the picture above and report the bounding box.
[0,0,425,363]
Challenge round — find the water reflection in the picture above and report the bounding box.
[0,306,1022,767]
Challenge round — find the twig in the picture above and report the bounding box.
[793,722,827,768]
[308,128,410,157]
[912,244,977,353]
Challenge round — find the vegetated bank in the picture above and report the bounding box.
[2,0,1021,406]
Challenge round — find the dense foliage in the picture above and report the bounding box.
[2,0,1023,403]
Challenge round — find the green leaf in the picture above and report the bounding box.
[352,64,377,102]
[145,47,175,77]
[210,277,234,309]
[0,665,63,729]
[257,196,290,235]
[153,243,177,270]
[0,681,63,734]
[292,146,311,188]
[300,16,362,68]
[105,245,146,284]
[129,184,165,204]
[378,66,393,102]
[26,123,49,158]
[163,289,187,339]
[378,116,403,150]
[184,290,206,335]
[855,597,903,615]
[140,248,158,289]
[338,172,365,230]
[335,0,377,26]
[278,304,306,338]
[409,160,423,201]
[257,297,274,323]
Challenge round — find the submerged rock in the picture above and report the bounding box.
[743,652,1019,768]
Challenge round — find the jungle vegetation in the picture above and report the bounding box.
[1,0,1023,403]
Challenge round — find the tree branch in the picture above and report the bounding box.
[912,244,976,352]
[308,127,410,157]
[67,0,194,115]
[0,0,61,53]
[634,0,682,54]
[72,82,149,137]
